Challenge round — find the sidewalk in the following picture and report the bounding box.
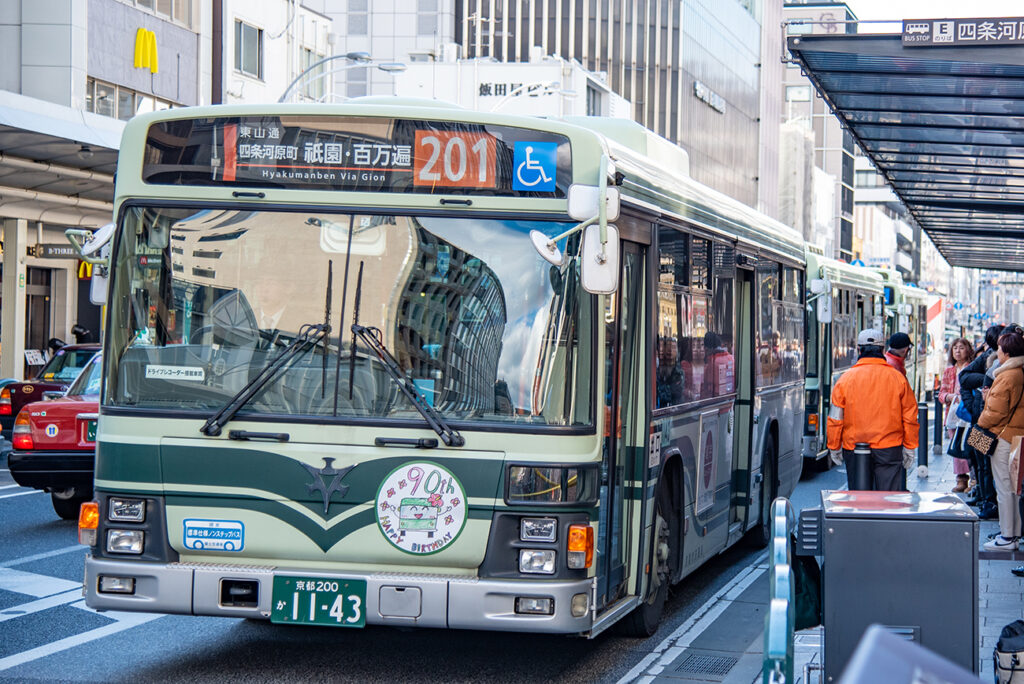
[628,435,1012,683]
[792,442,1015,682]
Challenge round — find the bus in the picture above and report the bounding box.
[874,269,930,399]
[802,247,884,464]
[74,100,804,637]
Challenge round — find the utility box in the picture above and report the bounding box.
[819,490,978,681]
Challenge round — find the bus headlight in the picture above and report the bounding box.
[108,497,146,522]
[506,465,598,504]
[106,529,145,554]
[520,517,557,542]
[519,549,556,574]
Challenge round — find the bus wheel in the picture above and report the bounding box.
[618,484,676,637]
[751,437,778,548]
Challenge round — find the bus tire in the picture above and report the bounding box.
[618,483,677,638]
[750,436,778,548]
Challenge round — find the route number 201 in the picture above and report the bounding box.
[413,131,496,188]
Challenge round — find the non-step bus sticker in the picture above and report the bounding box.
[183,519,245,552]
[375,462,467,555]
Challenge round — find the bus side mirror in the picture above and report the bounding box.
[89,244,111,306]
[580,223,620,295]
[810,278,832,323]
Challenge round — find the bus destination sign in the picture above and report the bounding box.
[143,116,569,198]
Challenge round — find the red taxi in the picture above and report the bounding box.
[0,344,100,441]
[9,354,101,520]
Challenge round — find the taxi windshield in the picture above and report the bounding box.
[37,348,96,383]
[67,355,102,397]
[104,206,594,428]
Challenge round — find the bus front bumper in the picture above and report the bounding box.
[84,556,595,634]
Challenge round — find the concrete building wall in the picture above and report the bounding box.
[88,0,200,106]
[19,0,88,108]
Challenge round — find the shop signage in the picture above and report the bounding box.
[78,261,94,279]
[24,350,46,366]
[903,17,1024,46]
[134,28,159,73]
[29,244,78,259]
[693,81,726,114]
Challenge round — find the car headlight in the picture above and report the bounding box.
[520,517,557,542]
[519,549,556,574]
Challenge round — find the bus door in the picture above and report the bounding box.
[729,265,755,541]
[598,241,646,609]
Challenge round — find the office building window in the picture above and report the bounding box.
[586,85,601,116]
[125,0,191,28]
[349,0,368,35]
[347,66,368,98]
[86,77,176,120]
[235,20,263,79]
[417,0,438,35]
[301,48,326,101]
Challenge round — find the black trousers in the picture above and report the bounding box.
[965,441,997,505]
[844,445,907,492]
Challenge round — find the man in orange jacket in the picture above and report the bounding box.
[827,328,920,491]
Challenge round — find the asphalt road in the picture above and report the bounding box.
[0,456,845,683]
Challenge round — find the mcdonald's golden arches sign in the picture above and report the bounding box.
[134,28,158,74]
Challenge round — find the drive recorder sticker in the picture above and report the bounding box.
[183,519,244,552]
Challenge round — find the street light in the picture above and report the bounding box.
[278,52,406,103]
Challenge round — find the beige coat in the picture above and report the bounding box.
[978,356,1024,443]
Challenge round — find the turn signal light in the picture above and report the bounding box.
[78,501,99,546]
[0,388,12,415]
[567,524,594,569]
[12,411,33,450]
[807,413,818,429]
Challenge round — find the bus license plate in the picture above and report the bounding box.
[270,576,366,628]
[86,420,97,442]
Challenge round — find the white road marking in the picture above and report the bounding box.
[0,544,84,568]
[0,606,162,672]
[0,490,42,500]
[0,484,23,490]
[616,557,768,684]
[0,589,81,622]
[0,567,81,598]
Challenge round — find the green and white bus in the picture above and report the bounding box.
[76,99,804,637]
[874,268,930,398]
[801,247,884,463]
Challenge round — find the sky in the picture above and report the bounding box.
[843,0,1024,27]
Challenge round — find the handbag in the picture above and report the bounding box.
[967,424,999,455]
[955,399,973,423]
[995,619,1024,683]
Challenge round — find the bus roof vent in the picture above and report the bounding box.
[560,117,689,177]
[345,96,464,109]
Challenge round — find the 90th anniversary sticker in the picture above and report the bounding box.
[375,462,466,555]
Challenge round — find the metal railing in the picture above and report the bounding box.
[763,497,796,684]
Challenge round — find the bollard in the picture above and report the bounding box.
[933,397,943,455]
[918,403,929,469]
[848,442,873,490]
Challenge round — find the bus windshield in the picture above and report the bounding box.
[104,206,593,428]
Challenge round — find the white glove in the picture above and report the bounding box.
[902,447,916,469]
[830,449,843,465]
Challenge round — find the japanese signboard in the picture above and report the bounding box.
[143,116,571,197]
[903,17,1024,46]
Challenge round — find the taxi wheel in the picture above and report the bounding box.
[51,493,88,521]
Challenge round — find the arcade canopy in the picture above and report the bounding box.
[787,30,1024,270]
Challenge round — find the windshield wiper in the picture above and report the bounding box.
[351,324,465,448]
[200,323,330,437]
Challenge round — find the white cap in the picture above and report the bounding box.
[857,328,884,346]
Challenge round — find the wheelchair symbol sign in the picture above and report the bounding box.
[512,142,557,192]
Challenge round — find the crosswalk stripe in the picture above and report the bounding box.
[0,544,84,569]
[0,484,23,490]
[0,490,42,500]
[0,608,161,671]
[0,589,81,623]
[0,567,81,598]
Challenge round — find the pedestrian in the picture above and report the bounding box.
[961,324,1005,518]
[978,330,1024,551]
[885,332,912,375]
[941,338,975,492]
[827,328,919,491]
